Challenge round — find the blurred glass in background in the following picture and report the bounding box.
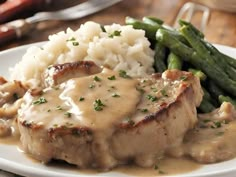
[193,0,236,12]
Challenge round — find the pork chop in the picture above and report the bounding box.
[17,62,203,170]
[168,102,236,163]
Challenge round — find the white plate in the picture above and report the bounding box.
[0,43,236,177]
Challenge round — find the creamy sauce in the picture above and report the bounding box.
[43,157,201,176]
[20,68,141,130]
[115,157,201,176]
[17,69,203,170]
[0,135,20,145]
[1,68,235,174]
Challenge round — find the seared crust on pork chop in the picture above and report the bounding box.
[18,63,203,170]
[44,61,102,87]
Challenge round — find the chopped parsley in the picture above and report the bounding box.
[66,37,76,41]
[33,97,47,105]
[147,94,158,102]
[140,108,148,113]
[154,165,166,174]
[100,25,106,32]
[56,105,63,110]
[108,75,116,80]
[79,97,85,101]
[151,87,158,92]
[112,93,120,97]
[65,122,73,127]
[89,84,95,89]
[64,112,72,118]
[72,41,79,46]
[160,89,168,97]
[136,87,145,94]
[13,93,19,100]
[211,121,222,129]
[179,76,188,81]
[109,30,121,38]
[94,76,101,82]
[126,117,135,126]
[66,37,79,46]
[119,70,130,78]
[93,99,105,111]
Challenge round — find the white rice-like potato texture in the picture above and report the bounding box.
[10,22,154,86]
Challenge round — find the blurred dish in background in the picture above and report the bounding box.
[194,0,236,12]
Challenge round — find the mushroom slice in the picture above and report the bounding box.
[0,80,27,107]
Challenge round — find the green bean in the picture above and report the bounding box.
[204,41,236,69]
[156,28,236,97]
[219,95,236,107]
[154,42,167,72]
[202,87,211,101]
[202,86,218,107]
[221,52,236,69]
[207,80,225,100]
[198,97,216,113]
[188,68,206,81]
[180,24,236,81]
[178,19,204,38]
[126,16,189,45]
[142,16,164,25]
[167,52,182,70]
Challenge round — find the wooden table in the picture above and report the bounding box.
[0,0,236,52]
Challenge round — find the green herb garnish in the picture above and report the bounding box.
[93,99,105,111]
[160,89,168,97]
[64,112,72,118]
[136,87,145,94]
[72,41,79,46]
[180,76,188,81]
[119,70,130,78]
[56,105,63,110]
[79,97,85,101]
[112,93,120,97]
[126,117,135,126]
[33,97,47,105]
[151,87,158,92]
[94,76,101,82]
[109,30,121,38]
[66,37,76,41]
[213,121,222,128]
[89,84,95,89]
[140,108,148,113]
[108,75,116,80]
[147,94,158,102]
[100,25,106,32]
[13,93,19,100]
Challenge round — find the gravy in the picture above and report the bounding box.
[21,68,140,130]
[44,157,201,176]
[0,135,20,145]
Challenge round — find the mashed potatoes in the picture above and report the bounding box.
[10,22,154,87]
